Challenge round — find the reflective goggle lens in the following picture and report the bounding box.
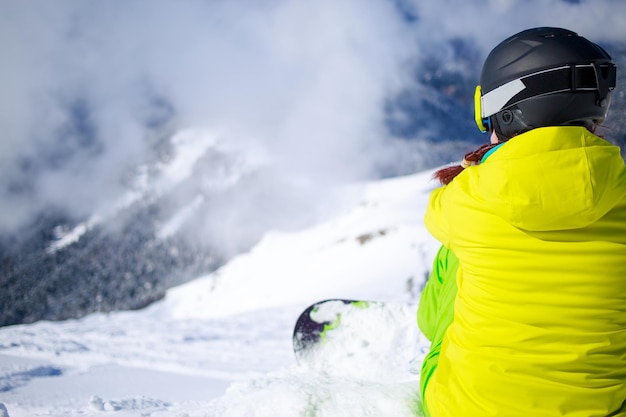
[474,85,490,133]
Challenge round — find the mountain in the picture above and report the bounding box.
[0,37,484,327]
[1,29,625,327]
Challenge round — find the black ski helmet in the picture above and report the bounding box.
[474,27,617,140]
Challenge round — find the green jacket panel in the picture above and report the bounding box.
[417,245,459,416]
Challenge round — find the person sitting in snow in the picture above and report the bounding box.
[418,27,626,417]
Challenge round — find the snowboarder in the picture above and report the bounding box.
[419,27,626,417]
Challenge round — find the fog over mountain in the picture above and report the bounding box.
[2,0,626,326]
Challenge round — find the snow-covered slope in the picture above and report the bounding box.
[165,169,440,319]
[0,169,441,417]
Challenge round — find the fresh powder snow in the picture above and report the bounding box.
[0,169,441,417]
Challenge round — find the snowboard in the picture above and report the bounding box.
[292,298,427,378]
[293,299,374,362]
[291,299,428,416]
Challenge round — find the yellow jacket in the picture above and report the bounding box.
[424,126,626,417]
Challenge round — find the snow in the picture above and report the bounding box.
[158,131,218,187]
[157,194,205,240]
[46,221,94,254]
[0,169,441,417]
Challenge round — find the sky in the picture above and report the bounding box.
[1,0,626,241]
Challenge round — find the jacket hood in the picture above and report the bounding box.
[470,126,626,231]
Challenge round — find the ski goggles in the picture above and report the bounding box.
[474,85,491,133]
[473,62,617,133]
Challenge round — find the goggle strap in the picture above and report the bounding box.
[480,63,617,119]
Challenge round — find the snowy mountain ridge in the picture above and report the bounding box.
[45,129,244,252]
[0,128,265,327]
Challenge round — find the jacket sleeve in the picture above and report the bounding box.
[424,186,452,249]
